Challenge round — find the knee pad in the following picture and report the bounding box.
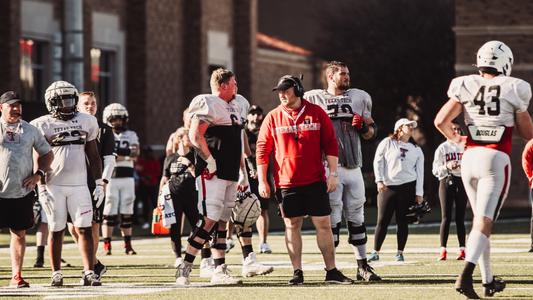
[239,230,253,238]
[187,219,212,250]
[332,222,341,247]
[348,222,367,246]
[120,214,133,229]
[103,215,118,227]
[213,230,228,250]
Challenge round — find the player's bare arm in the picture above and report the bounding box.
[434,98,463,142]
[361,116,376,140]
[188,118,211,160]
[85,140,103,180]
[24,150,53,189]
[515,111,533,140]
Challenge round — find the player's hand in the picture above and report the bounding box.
[22,173,41,190]
[93,179,106,208]
[202,155,217,180]
[326,174,338,193]
[38,186,54,217]
[377,182,387,193]
[237,171,249,192]
[258,180,271,199]
[415,195,424,204]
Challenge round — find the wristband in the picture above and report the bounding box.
[35,169,45,178]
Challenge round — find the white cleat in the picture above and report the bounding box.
[210,264,242,285]
[174,257,184,268]
[242,252,274,277]
[259,242,272,254]
[51,271,63,287]
[199,257,215,278]
[175,262,192,286]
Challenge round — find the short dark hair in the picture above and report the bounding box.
[325,61,348,77]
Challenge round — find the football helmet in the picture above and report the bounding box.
[44,81,79,120]
[476,41,514,76]
[231,191,261,231]
[103,103,129,130]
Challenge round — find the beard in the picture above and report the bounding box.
[337,80,350,91]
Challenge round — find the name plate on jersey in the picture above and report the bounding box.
[467,125,505,143]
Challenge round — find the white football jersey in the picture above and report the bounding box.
[188,94,244,127]
[114,130,139,168]
[31,113,98,186]
[448,74,531,127]
[233,94,250,124]
[304,89,372,119]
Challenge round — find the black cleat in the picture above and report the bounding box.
[80,271,102,286]
[288,269,304,285]
[94,261,107,279]
[483,276,505,297]
[357,264,382,281]
[455,274,480,299]
[528,247,533,253]
[33,257,44,268]
[325,268,354,285]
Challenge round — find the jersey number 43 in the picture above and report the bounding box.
[473,85,501,116]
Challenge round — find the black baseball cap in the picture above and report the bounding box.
[248,105,263,115]
[0,91,22,105]
[272,75,299,92]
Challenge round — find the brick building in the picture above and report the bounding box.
[454,0,533,204]
[0,0,322,149]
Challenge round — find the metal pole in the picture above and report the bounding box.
[63,0,84,90]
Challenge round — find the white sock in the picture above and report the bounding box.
[478,241,493,284]
[440,247,446,252]
[465,230,489,264]
[352,244,366,260]
[396,250,403,255]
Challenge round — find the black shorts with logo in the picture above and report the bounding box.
[276,181,331,218]
[0,192,36,230]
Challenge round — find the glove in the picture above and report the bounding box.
[93,179,106,208]
[202,155,217,179]
[352,113,369,134]
[38,186,54,217]
[237,170,249,192]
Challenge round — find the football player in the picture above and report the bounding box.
[435,41,533,298]
[101,103,139,255]
[31,81,104,286]
[175,68,247,286]
[305,61,380,281]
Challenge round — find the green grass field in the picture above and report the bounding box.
[1,220,533,300]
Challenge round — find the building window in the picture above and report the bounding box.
[91,48,116,107]
[20,39,49,102]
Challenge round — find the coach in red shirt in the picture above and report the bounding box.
[256,75,353,285]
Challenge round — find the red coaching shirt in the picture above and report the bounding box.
[256,99,338,189]
[522,139,533,188]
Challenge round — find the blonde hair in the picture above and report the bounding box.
[210,68,234,91]
[175,127,189,140]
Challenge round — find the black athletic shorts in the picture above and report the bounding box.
[276,181,331,218]
[0,192,36,230]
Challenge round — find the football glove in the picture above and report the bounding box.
[93,179,105,208]
[38,186,54,217]
[352,113,369,134]
[406,200,431,224]
[202,155,217,180]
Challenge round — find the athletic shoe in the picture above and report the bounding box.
[394,253,404,262]
[367,251,379,262]
[175,262,192,286]
[483,276,505,297]
[33,257,44,268]
[125,245,137,255]
[103,240,112,255]
[324,268,354,285]
[455,273,480,299]
[10,274,29,288]
[457,249,466,260]
[529,247,533,253]
[51,271,64,287]
[288,269,304,285]
[356,264,382,281]
[199,257,215,278]
[242,252,274,277]
[80,271,102,286]
[174,257,184,268]
[94,261,107,279]
[438,249,447,261]
[259,242,272,254]
[210,264,242,285]
[225,238,236,253]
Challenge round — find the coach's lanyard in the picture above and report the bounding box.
[281,105,306,140]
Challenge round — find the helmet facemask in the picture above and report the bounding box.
[50,94,79,121]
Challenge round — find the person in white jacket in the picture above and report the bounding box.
[369,118,424,262]
[432,122,467,262]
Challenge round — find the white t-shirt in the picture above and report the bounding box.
[31,113,98,186]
